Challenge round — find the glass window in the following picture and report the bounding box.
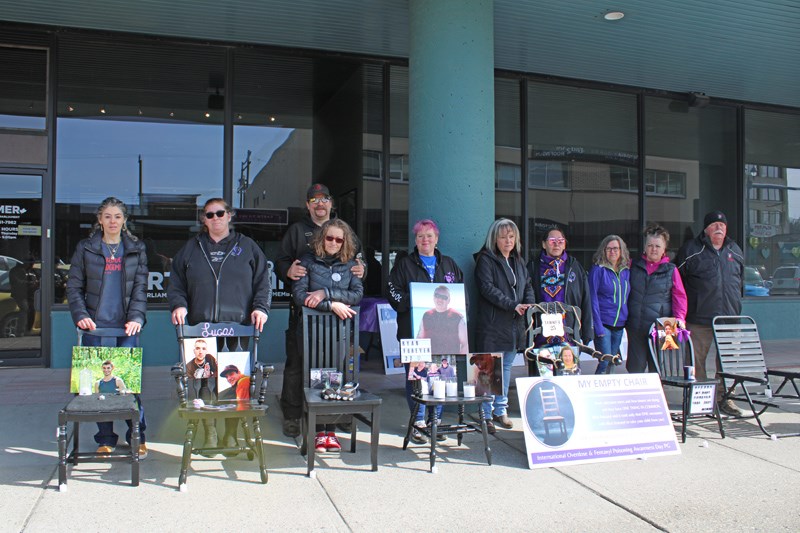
[231,51,314,305]
[360,63,385,296]
[56,36,226,305]
[0,45,47,130]
[527,83,638,265]
[644,97,737,259]
[388,66,409,269]
[495,78,521,224]
[745,109,800,297]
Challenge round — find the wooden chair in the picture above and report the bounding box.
[712,316,800,438]
[539,386,567,439]
[299,308,381,477]
[525,302,621,375]
[647,321,725,443]
[171,322,273,490]
[57,328,141,490]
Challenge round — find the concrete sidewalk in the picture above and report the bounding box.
[1,342,799,532]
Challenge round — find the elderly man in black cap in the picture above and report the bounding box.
[675,210,745,417]
[275,183,366,437]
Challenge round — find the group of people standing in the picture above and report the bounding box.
[65,184,744,458]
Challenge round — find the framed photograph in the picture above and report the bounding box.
[217,351,252,400]
[183,337,218,381]
[70,346,143,394]
[466,352,503,396]
[410,282,469,355]
[407,354,458,381]
[310,367,338,389]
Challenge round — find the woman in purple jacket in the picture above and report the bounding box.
[588,235,631,374]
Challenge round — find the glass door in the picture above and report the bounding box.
[0,174,44,363]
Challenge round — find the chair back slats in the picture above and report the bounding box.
[173,321,264,406]
[647,322,694,380]
[713,316,768,394]
[302,308,360,386]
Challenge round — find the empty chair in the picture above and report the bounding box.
[648,319,724,443]
[712,316,800,438]
[539,387,567,439]
[300,308,381,476]
[171,322,273,489]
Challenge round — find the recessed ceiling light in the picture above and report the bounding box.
[67,105,74,112]
[269,116,276,122]
[604,11,624,21]
[99,106,106,114]
[204,112,211,118]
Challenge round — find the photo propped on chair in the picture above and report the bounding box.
[70,346,143,394]
[466,353,502,396]
[654,317,686,352]
[217,351,252,400]
[410,282,469,355]
[406,355,458,381]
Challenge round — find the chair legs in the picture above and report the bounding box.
[178,420,197,489]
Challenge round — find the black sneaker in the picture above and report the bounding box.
[485,420,497,435]
[410,427,428,444]
[282,418,301,438]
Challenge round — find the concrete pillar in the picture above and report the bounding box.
[408,0,495,307]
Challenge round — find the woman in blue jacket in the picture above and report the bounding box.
[588,235,630,374]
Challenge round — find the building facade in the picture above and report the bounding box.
[0,1,798,367]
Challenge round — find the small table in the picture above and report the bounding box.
[177,400,269,488]
[302,388,382,477]
[403,394,493,473]
[57,393,140,489]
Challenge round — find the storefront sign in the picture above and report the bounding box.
[517,374,679,469]
[0,199,39,241]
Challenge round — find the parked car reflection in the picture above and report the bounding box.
[770,265,800,296]
[0,255,68,338]
[744,266,771,297]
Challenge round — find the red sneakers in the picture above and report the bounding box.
[314,432,328,452]
[314,432,342,452]
[325,432,341,452]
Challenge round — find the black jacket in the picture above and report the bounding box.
[168,231,272,325]
[387,248,464,341]
[66,232,148,326]
[473,248,535,352]
[528,252,594,342]
[675,233,743,325]
[626,258,675,332]
[292,253,363,311]
[275,214,366,288]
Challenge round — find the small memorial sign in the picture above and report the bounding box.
[689,383,716,415]
[400,338,432,363]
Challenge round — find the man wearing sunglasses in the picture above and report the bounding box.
[275,183,367,438]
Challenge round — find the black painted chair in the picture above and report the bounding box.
[647,320,724,443]
[171,322,273,490]
[57,327,141,490]
[299,307,381,477]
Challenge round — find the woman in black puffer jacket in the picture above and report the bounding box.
[66,196,148,457]
[291,218,363,452]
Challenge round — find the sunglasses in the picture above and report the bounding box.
[433,293,449,300]
[325,235,344,244]
[547,238,566,245]
[205,210,227,219]
[309,196,331,205]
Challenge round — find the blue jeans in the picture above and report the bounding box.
[83,333,147,446]
[482,351,515,419]
[594,328,624,374]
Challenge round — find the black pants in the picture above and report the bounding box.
[280,302,304,420]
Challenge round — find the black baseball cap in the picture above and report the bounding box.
[306,183,331,200]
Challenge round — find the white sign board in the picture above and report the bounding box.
[517,373,680,469]
[400,338,432,363]
[377,303,404,374]
[689,383,716,415]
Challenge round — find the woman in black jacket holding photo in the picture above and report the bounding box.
[292,218,363,453]
[66,196,148,458]
[474,218,534,433]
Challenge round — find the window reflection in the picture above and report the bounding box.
[744,109,800,297]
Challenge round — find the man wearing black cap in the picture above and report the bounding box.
[275,183,365,437]
[675,210,745,417]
